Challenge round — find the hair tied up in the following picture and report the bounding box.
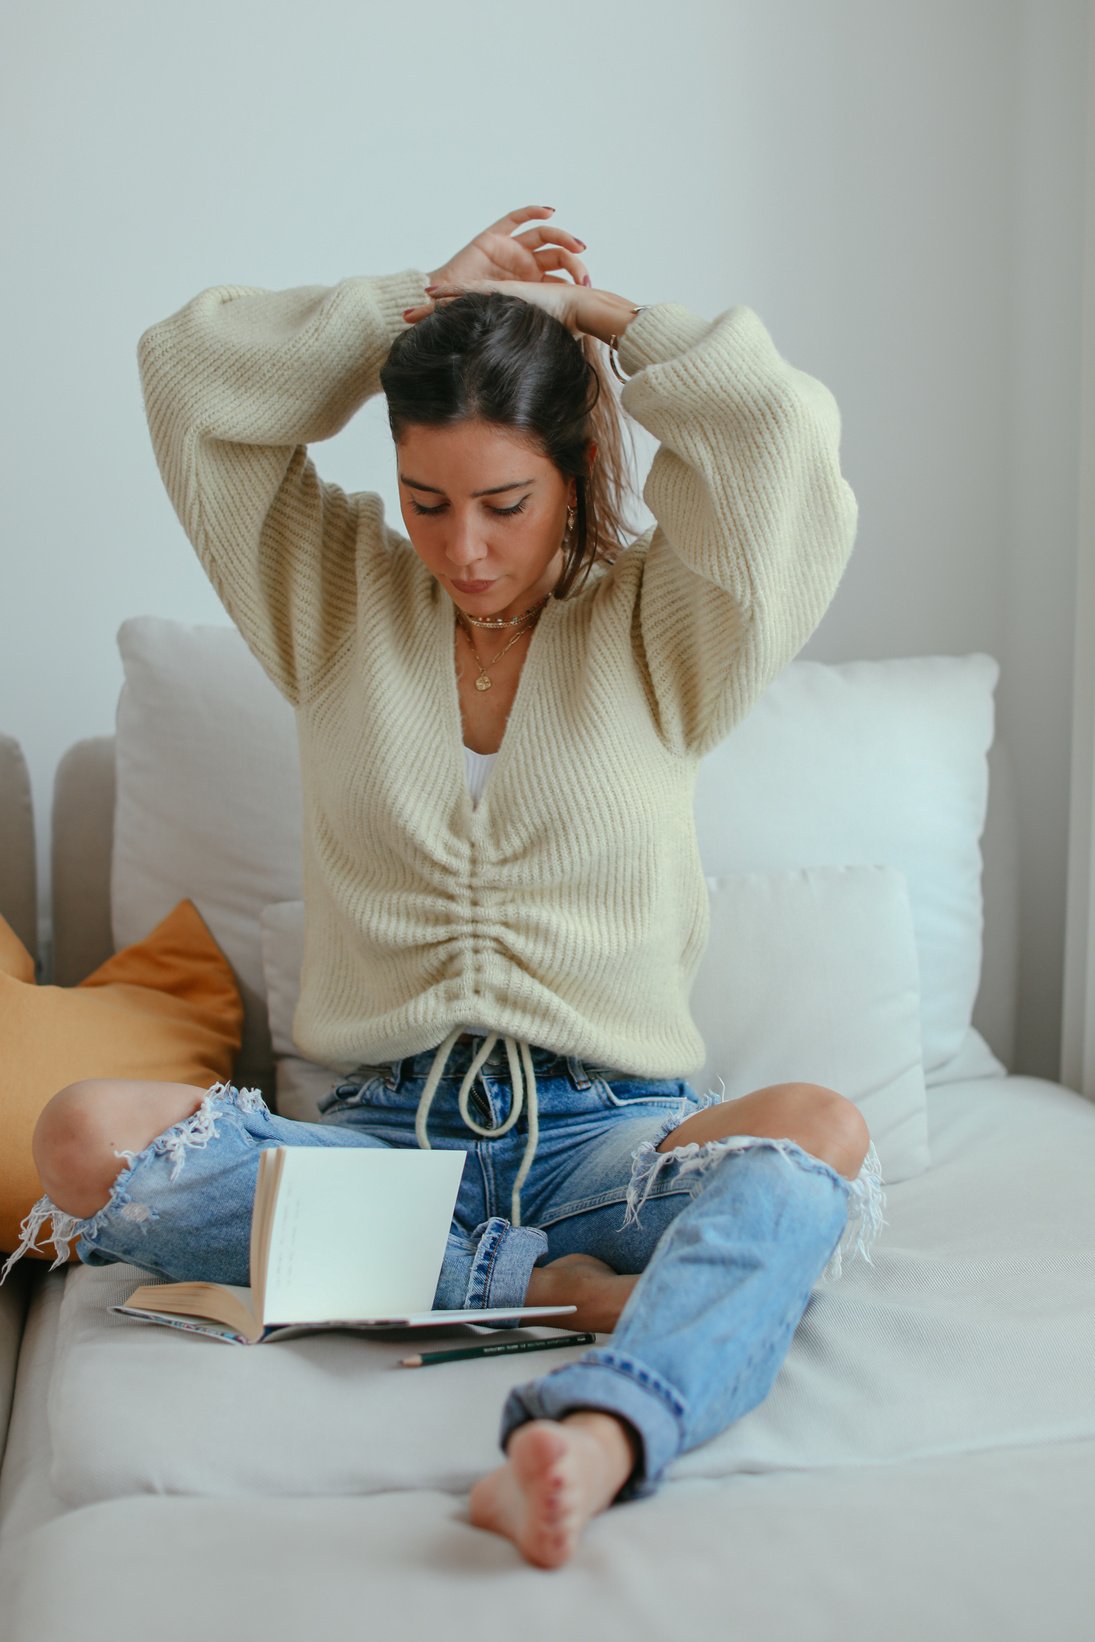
[380,291,643,598]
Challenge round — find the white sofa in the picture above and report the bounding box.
[1,620,1093,1640]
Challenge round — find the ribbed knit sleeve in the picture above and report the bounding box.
[137,268,430,705]
[615,302,858,759]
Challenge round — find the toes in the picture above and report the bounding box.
[489,1422,595,1568]
[510,1420,570,1485]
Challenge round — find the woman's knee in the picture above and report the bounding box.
[32,1078,212,1220]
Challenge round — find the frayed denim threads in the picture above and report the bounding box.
[623,1110,888,1283]
[0,1081,269,1285]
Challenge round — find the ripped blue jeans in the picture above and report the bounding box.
[1,1039,886,1503]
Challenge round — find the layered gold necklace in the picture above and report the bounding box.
[455,595,549,692]
[459,595,550,631]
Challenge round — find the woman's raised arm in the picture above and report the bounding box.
[612,300,859,759]
[137,268,428,705]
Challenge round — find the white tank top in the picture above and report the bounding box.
[463,743,498,808]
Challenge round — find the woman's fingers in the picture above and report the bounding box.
[512,223,587,254]
[432,209,588,295]
[472,233,588,287]
[511,224,589,285]
[530,245,589,285]
[473,230,549,283]
[486,204,557,235]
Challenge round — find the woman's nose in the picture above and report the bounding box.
[444,520,490,568]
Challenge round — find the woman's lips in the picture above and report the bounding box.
[452,578,496,592]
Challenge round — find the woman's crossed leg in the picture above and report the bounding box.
[9,1078,413,1287]
[469,1081,883,1570]
[2,1078,641,1331]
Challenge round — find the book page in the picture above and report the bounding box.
[122,1280,258,1338]
[261,1148,467,1325]
[259,1304,579,1336]
[252,1149,285,1316]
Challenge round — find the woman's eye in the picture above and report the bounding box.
[408,498,529,518]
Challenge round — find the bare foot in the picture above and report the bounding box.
[525,1252,640,1334]
[468,1411,639,1569]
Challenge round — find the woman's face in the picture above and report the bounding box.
[395,420,575,623]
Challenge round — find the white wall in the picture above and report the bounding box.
[0,0,1087,1080]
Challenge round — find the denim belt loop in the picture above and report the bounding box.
[566,1055,592,1091]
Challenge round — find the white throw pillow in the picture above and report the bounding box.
[262,862,930,1184]
[112,617,302,1085]
[696,865,929,1181]
[694,653,1001,1084]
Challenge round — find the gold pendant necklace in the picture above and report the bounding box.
[456,608,540,691]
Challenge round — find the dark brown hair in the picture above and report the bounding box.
[379,291,644,598]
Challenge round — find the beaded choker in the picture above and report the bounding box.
[458,594,550,630]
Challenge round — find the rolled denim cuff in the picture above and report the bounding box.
[463,1216,548,1329]
[498,1348,685,1501]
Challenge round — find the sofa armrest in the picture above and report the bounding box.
[0,733,38,966]
[51,737,115,987]
[0,1260,32,1467]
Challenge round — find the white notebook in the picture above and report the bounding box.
[112,1147,575,1345]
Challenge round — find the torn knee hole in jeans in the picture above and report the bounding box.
[617,1082,732,1230]
[620,1106,889,1285]
[0,1080,268,1284]
[111,1079,265,1182]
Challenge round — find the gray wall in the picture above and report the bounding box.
[0,0,1088,1081]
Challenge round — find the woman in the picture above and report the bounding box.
[6,204,884,1570]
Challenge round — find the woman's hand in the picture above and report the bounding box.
[410,276,586,334]
[402,203,590,328]
[409,278,642,352]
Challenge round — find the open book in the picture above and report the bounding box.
[111,1146,576,1345]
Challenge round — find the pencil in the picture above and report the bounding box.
[399,1332,597,1367]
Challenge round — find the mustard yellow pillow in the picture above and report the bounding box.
[0,898,243,1259]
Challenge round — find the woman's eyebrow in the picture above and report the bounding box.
[398,474,536,498]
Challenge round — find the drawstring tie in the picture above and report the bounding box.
[414,1028,539,1228]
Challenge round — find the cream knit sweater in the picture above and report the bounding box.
[138,267,858,1091]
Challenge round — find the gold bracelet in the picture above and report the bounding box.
[608,305,648,383]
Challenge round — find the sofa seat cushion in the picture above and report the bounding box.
[7,1439,1095,1642]
[45,1077,1095,1509]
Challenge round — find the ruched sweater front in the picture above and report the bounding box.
[137,266,859,1097]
